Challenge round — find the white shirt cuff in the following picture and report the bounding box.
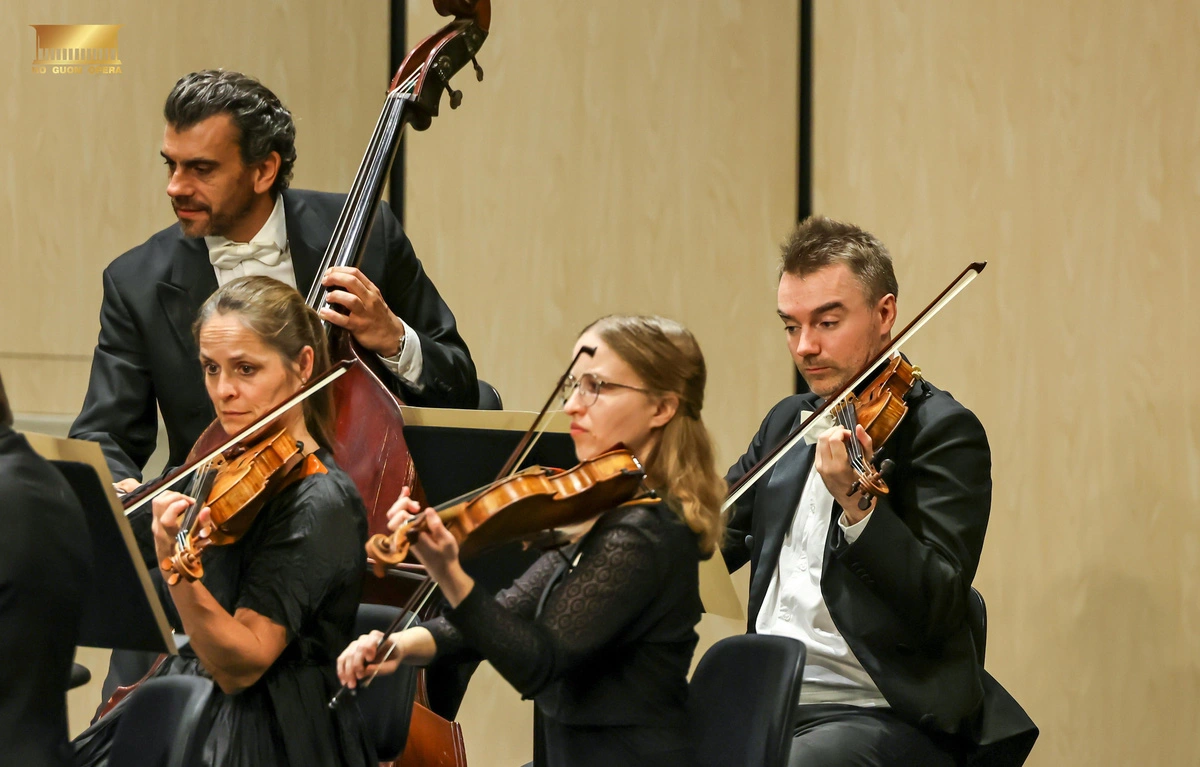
[838,508,873,544]
[377,322,424,390]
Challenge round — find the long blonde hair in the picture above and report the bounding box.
[193,276,335,450]
[582,315,726,558]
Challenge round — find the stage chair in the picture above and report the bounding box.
[477,379,503,410]
[107,676,214,767]
[70,662,92,690]
[969,587,987,665]
[688,634,805,767]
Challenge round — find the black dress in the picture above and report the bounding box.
[73,451,376,767]
[424,500,703,767]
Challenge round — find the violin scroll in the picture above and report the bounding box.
[162,532,210,585]
[365,530,413,578]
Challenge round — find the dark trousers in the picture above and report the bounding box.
[790,704,958,767]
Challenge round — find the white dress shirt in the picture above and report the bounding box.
[203,195,423,387]
[755,460,889,707]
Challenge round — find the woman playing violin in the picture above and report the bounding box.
[74,276,375,767]
[338,315,726,767]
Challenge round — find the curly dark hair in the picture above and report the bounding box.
[164,70,297,195]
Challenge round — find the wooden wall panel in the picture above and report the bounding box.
[405,2,797,763]
[812,2,1200,764]
[0,0,389,415]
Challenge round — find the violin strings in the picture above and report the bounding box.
[311,66,422,307]
[835,403,870,474]
[176,461,209,554]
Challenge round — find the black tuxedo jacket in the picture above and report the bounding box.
[69,189,478,482]
[0,426,92,767]
[723,381,1038,766]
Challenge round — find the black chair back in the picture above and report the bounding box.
[70,662,92,690]
[688,634,805,767]
[968,587,988,665]
[108,676,214,767]
[477,379,503,410]
[353,603,421,760]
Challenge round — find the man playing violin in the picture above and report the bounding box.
[338,315,727,767]
[723,216,1037,766]
[70,69,479,496]
[73,276,377,767]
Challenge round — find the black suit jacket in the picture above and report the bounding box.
[69,189,478,482]
[0,426,93,767]
[723,380,1038,766]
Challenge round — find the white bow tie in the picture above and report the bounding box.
[207,240,285,270]
[800,409,839,444]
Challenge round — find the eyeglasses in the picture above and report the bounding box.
[557,372,653,408]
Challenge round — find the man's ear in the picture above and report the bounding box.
[649,392,680,430]
[877,293,898,336]
[252,151,282,195]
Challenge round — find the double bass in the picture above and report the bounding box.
[315,3,491,764]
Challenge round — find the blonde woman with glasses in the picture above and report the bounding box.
[339,315,726,767]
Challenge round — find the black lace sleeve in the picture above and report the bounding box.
[423,549,565,658]
[440,523,659,698]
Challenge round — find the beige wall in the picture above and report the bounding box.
[0,0,389,416]
[812,1,1200,764]
[405,2,797,763]
[23,1,1178,765]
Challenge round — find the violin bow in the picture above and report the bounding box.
[121,360,354,517]
[723,261,987,513]
[494,345,596,481]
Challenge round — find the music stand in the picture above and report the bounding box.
[23,433,176,654]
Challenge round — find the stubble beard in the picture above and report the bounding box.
[174,178,259,240]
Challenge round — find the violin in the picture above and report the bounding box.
[364,447,650,574]
[161,425,319,584]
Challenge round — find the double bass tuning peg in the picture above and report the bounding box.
[444,80,463,109]
[440,57,483,110]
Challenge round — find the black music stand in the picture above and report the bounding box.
[398,406,579,593]
[23,433,176,654]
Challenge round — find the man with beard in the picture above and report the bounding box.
[70,69,478,493]
[722,217,1038,766]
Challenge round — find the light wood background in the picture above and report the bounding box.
[812,1,1200,765]
[9,0,1195,765]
